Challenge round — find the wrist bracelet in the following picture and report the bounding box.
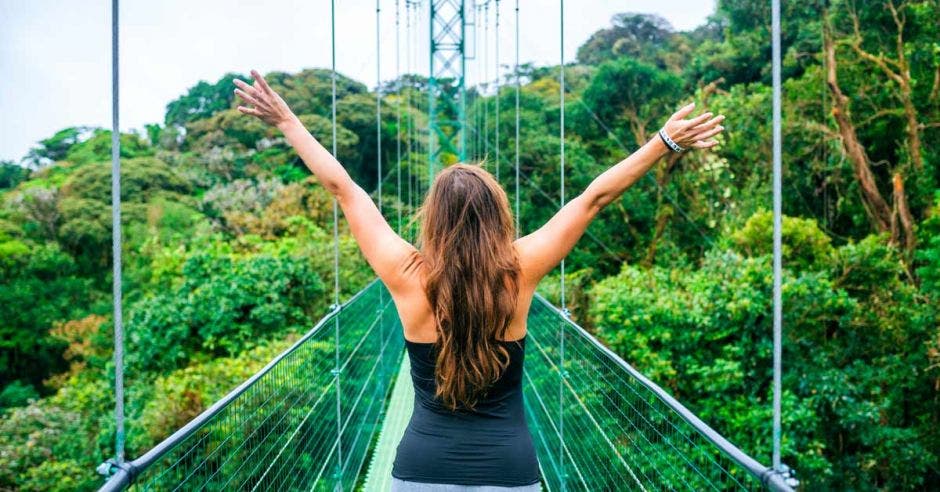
[658,128,684,153]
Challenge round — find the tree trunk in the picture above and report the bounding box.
[893,173,915,252]
[824,31,893,233]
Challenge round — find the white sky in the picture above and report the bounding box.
[0,1,716,162]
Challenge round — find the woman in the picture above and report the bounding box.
[234,70,724,491]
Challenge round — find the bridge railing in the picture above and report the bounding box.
[523,294,793,492]
[99,280,792,491]
[98,279,404,492]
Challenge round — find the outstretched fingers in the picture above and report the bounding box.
[234,79,262,99]
[251,69,274,95]
[694,125,724,141]
[682,111,713,129]
[690,114,725,133]
[237,105,263,117]
[234,87,262,108]
[670,102,696,121]
[690,139,719,149]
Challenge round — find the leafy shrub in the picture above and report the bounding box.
[730,209,834,270]
[125,237,326,373]
[590,220,937,488]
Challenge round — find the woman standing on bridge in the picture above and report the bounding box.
[234,69,723,491]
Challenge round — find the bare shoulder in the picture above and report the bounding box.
[380,241,422,293]
[512,238,542,291]
[385,251,437,342]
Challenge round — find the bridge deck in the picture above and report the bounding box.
[364,353,414,491]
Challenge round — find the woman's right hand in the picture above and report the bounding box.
[661,103,725,150]
[233,69,298,131]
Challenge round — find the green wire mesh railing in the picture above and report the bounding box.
[99,279,404,491]
[523,295,790,491]
[100,281,791,491]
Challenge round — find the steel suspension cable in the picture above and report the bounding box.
[110,0,125,466]
[771,0,784,473]
[396,0,403,234]
[412,2,422,204]
[476,2,484,161]
[558,1,567,490]
[494,0,500,180]
[483,1,489,159]
[406,1,414,241]
[330,1,344,489]
[425,0,434,182]
[558,1,566,313]
[376,0,383,216]
[475,3,481,161]
[375,0,386,441]
[514,0,520,237]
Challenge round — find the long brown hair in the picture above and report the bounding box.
[418,163,521,411]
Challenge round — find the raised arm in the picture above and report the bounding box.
[514,103,724,288]
[234,70,416,291]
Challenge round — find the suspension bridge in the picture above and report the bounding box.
[96,1,798,490]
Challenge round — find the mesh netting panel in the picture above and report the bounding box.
[523,295,765,492]
[128,280,404,491]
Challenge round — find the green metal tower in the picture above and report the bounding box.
[428,0,467,179]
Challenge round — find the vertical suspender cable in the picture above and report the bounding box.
[558,1,567,490]
[514,0,520,237]
[427,0,434,182]
[110,0,125,465]
[396,0,403,234]
[558,0,566,312]
[770,0,784,473]
[459,1,467,162]
[406,1,414,241]
[428,0,443,184]
[474,3,480,160]
[375,0,386,429]
[483,2,489,158]
[376,0,383,216]
[494,0,500,179]
[416,3,424,207]
[330,1,344,489]
[476,3,483,160]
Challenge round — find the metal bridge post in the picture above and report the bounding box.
[428,0,467,178]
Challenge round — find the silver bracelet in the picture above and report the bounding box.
[658,128,684,153]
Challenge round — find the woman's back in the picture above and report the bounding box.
[391,248,535,345]
[391,334,541,487]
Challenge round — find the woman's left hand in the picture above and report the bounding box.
[661,103,725,151]
[233,70,297,130]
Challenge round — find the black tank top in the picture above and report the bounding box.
[391,336,541,486]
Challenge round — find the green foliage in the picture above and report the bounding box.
[0,161,30,189]
[24,127,89,166]
[0,241,88,394]
[0,380,39,408]
[63,130,154,166]
[126,236,325,373]
[590,213,938,488]
[576,13,676,68]
[582,58,683,145]
[730,210,834,270]
[165,72,247,126]
[916,193,940,297]
[129,337,294,455]
[55,157,192,266]
[0,371,111,491]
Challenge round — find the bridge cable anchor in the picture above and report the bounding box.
[96,458,138,481]
[760,462,799,490]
